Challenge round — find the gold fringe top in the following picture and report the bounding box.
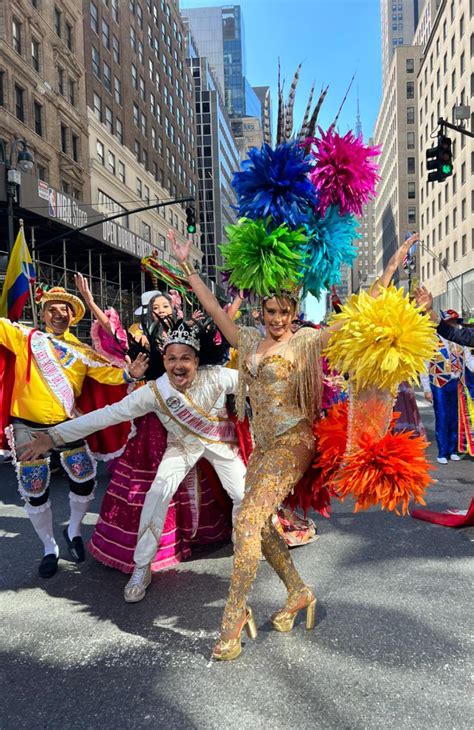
[236,326,322,449]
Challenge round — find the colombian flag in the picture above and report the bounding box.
[0,226,36,321]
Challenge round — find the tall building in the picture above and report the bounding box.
[83,0,199,267]
[352,196,377,293]
[186,26,240,291]
[381,0,424,87]
[0,0,90,200]
[373,45,424,288]
[182,4,262,154]
[253,85,272,141]
[416,0,474,315]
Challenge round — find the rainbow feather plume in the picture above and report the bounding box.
[300,206,359,299]
[219,217,306,297]
[232,142,318,228]
[309,129,381,217]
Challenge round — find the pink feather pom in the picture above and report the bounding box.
[309,129,381,217]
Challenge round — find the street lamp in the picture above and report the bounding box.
[0,138,34,253]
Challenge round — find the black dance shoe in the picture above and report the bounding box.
[63,527,85,562]
[39,554,59,578]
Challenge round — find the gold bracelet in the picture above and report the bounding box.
[180,261,196,277]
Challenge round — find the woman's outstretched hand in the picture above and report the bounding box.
[167,229,191,264]
[394,232,419,269]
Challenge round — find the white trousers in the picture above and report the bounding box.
[134,447,246,566]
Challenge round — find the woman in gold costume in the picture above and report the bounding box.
[172,235,414,661]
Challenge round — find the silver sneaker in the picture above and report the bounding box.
[124,564,151,603]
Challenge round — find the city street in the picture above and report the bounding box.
[0,399,472,730]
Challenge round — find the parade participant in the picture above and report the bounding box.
[170,231,422,661]
[0,286,147,578]
[419,309,464,464]
[75,274,234,575]
[19,319,246,603]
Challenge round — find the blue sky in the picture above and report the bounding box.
[181,0,382,320]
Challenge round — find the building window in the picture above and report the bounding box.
[142,222,151,242]
[31,38,40,71]
[93,92,101,120]
[462,198,466,220]
[114,76,122,104]
[139,77,145,100]
[136,177,142,198]
[103,62,111,92]
[105,105,113,132]
[130,27,137,52]
[133,103,139,126]
[462,234,467,256]
[102,19,110,50]
[54,7,62,36]
[62,181,70,194]
[98,189,128,227]
[112,35,120,63]
[66,22,73,51]
[96,140,105,165]
[112,0,119,23]
[131,64,138,89]
[68,79,76,106]
[408,182,416,199]
[33,101,43,135]
[37,165,47,182]
[12,18,22,54]
[15,84,25,121]
[407,107,415,124]
[72,133,79,162]
[118,160,125,183]
[407,131,415,149]
[407,207,416,225]
[115,117,123,143]
[406,81,414,99]
[92,47,100,77]
[90,3,98,34]
[60,123,67,153]
[407,157,415,174]
[58,67,65,95]
[108,150,116,175]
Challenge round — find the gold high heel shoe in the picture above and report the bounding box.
[271,587,316,633]
[212,608,258,661]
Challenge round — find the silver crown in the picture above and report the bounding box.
[165,322,201,352]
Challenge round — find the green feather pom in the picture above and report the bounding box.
[219,217,307,297]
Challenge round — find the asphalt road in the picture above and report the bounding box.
[1,398,472,730]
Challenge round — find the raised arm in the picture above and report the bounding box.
[168,230,239,348]
[320,234,420,349]
[370,233,419,298]
[74,273,113,335]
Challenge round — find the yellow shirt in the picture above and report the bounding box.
[0,318,127,425]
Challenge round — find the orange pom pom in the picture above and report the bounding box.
[335,430,434,515]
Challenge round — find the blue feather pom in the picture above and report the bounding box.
[232,142,318,228]
[300,206,360,299]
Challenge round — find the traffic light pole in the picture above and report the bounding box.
[438,117,474,139]
[35,196,195,250]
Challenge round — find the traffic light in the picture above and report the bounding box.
[185,206,196,234]
[426,135,453,183]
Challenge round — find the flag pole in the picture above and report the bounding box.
[20,219,38,328]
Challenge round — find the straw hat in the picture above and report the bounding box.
[40,286,85,326]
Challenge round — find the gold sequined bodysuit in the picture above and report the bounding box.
[220,326,322,638]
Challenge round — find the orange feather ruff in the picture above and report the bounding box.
[335,429,433,515]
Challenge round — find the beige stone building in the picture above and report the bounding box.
[0,0,90,199]
[416,0,474,315]
[374,45,424,287]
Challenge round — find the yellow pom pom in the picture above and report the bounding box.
[324,286,438,394]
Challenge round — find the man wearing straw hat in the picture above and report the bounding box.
[0,286,148,578]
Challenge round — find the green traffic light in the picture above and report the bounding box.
[442,164,453,174]
[187,225,196,234]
